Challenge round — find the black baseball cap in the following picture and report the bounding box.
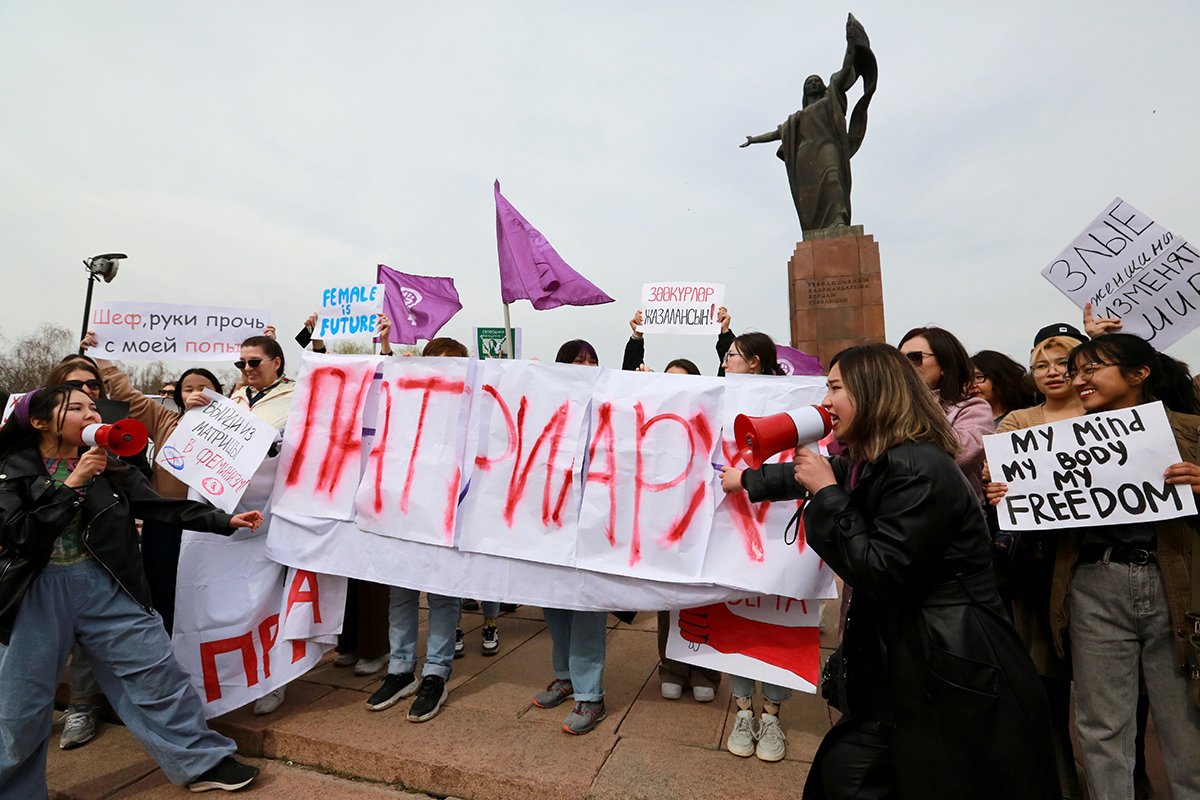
[1033,323,1088,347]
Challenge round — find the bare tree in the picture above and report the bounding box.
[0,323,75,392]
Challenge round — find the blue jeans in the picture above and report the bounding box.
[388,588,459,680]
[1070,558,1200,800]
[728,674,792,705]
[0,561,235,797]
[481,601,500,620]
[543,608,607,702]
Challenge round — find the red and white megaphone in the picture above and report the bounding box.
[733,405,833,469]
[82,418,149,457]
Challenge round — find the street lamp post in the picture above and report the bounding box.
[78,253,127,354]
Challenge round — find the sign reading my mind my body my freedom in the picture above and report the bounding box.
[982,401,1196,530]
[1041,197,1199,350]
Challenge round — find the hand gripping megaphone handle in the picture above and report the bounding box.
[81,418,149,457]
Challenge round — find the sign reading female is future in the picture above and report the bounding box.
[1041,198,1198,349]
[982,401,1196,530]
[638,282,725,335]
[315,283,385,341]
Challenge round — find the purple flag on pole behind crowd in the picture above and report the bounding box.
[494,180,614,310]
[776,346,824,376]
[375,265,463,345]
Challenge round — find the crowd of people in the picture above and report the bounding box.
[1,301,1199,799]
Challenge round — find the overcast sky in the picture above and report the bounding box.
[2,1,1198,378]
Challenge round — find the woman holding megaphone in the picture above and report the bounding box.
[0,385,265,795]
[751,344,1058,799]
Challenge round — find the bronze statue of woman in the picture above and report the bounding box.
[740,14,877,235]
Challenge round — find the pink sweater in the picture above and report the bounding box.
[941,395,994,502]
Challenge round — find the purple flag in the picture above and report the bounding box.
[776,345,824,376]
[376,265,462,345]
[494,181,614,310]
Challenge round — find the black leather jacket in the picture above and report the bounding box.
[0,447,235,644]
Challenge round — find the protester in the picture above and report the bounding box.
[715,330,790,762]
[766,344,1058,799]
[969,349,1036,426]
[0,386,264,795]
[365,335,468,723]
[532,339,610,735]
[897,326,993,502]
[986,329,1086,797]
[993,334,1200,799]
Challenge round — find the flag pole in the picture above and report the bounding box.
[502,302,515,359]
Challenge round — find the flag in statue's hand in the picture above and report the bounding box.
[376,265,462,345]
[494,180,614,310]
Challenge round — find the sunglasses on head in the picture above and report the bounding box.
[64,379,102,392]
[234,358,264,370]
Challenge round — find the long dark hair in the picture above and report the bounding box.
[555,340,599,365]
[1069,334,1200,415]
[172,368,223,411]
[899,326,973,404]
[970,350,1037,416]
[732,332,784,376]
[0,385,131,484]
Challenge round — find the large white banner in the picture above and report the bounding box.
[87,301,270,361]
[456,359,597,564]
[702,374,836,600]
[356,357,473,546]
[272,354,381,521]
[1041,197,1199,349]
[172,457,347,718]
[983,401,1196,530]
[575,370,723,582]
[154,390,277,513]
[666,596,822,693]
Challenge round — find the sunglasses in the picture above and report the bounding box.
[904,351,934,365]
[234,358,265,370]
[64,379,102,392]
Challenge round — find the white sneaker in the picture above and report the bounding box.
[332,652,357,668]
[726,709,758,757]
[755,713,787,762]
[660,681,683,700]
[353,655,388,676]
[252,686,286,716]
[692,685,715,703]
[59,706,98,749]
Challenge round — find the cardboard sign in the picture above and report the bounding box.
[474,326,522,359]
[638,282,725,335]
[154,390,277,513]
[87,302,271,362]
[983,401,1196,530]
[1041,198,1199,349]
[666,596,822,693]
[316,284,385,341]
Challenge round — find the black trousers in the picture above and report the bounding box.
[140,519,183,635]
[807,717,899,800]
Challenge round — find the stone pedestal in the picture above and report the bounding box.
[788,226,886,371]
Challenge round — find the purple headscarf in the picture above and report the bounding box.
[8,389,42,431]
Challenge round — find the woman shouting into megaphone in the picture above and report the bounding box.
[0,386,263,795]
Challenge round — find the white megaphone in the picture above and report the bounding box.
[733,405,833,469]
[82,418,149,457]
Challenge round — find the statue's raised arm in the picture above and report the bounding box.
[739,13,878,234]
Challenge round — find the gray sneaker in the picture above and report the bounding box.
[532,678,573,708]
[59,705,97,750]
[562,700,606,735]
[755,713,787,762]
[726,709,758,757]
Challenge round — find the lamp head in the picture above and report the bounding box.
[84,253,127,283]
